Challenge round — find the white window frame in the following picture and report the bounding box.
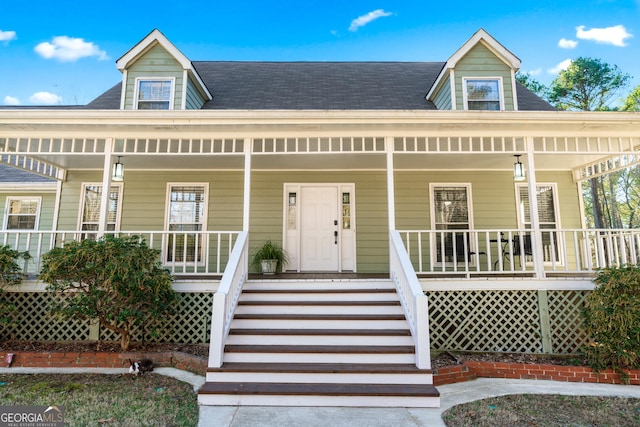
[462,77,504,111]
[134,77,175,110]
[77,183,123,238]
[3,196,42,230]
[429,183,476,266]
[164,183,209,265]
[515,183,563,265]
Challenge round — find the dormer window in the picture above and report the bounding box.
[464,78,503,110]
[135,78,174,110]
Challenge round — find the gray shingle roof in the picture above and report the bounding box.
[0,164,55,183]
[84,61,554,111]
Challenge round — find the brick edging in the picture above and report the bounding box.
[0,350,208,376]
[3,351,638,387]
[434,361,640,386]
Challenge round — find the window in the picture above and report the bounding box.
[4,197,41,230]
[165,184,208,263]
[135,79,173,110]
[464,78,502,110]
[430,184,474,263]
[516,184,561,263]
[79,184,122,239]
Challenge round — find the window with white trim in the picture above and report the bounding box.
[79,184,123,239]
[135,79,174,110]
[464,78,502,110]
[430,184,474,263]
[516,184,562,263]
[165,184,208,263]
[4,197,41,230]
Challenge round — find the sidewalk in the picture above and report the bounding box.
[3,367,639,427]
[196,378,640,427]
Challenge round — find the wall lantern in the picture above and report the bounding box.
[513,154,526,181]
[112,156,124,182]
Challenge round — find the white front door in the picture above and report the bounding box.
[300,186,339,271]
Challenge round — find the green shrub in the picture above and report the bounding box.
[0,245,30,331]
[582,265,640,375]
[39,236,177,350]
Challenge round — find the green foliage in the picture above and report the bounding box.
[0,245,30,331]
[549,57,630,111]
[621,84,640,112]
[582,265,640,376]
[250,240,289,273]
[0,245,30,289]
[39,236,177,350]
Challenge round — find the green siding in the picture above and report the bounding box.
[250,171,389,274]
[394,170,581,230]
[185,76,206,109]
[454,43,515,111]
[432,73,452,110]
[57,171,244,231]
[0,191,57,231]
[123,44,185,110]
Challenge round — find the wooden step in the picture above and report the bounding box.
[208,362,429,374]
[232,313,406,320]
[225,345,415,354]
[198,382,440,407]
[229,329,411,336]
[237,300,400,306]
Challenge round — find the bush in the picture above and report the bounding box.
[582,265,640,375]
[0,245,30,331]
[39,236,177,350]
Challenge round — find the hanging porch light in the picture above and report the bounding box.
[513,154,526,181]
[112,156,124,181]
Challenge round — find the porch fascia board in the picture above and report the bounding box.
[420,278,594,292]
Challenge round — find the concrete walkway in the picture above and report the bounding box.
[3,368,639,427]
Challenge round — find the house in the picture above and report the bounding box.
[2,28,639,407]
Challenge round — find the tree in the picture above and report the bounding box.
[40,236,177,350]
[549,57,630,111]
[548,57,632,229]
[622,84,640,111]
[516,72,549,100]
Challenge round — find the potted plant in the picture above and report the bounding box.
[251,240,289,274]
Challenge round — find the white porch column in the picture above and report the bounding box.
[386,136,396,230]
[98,138,114,238]
[243,138,252,232]
[525,137,545,278]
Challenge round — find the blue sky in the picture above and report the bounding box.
[1,1,639,106]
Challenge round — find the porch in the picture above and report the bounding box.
[2,227,637,279]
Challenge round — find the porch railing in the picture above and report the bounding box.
[0,230,242,277]
[389,230,430,369]
[397,228,640,276]
[208,231,248,368]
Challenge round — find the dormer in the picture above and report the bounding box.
[116,29,212,110]
[427,29,521,111]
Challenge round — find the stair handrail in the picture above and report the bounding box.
[208,231,249,368]
[389,230,431,369]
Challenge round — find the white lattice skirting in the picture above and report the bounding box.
[2,290,588,354]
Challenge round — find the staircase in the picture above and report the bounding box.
[198,279,440,407]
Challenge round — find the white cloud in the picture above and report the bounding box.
[3,96,20,105]
[576,25,632,47]
[548,59,573,74]
[29,92,62,105]
[558,38,578,49]
[34,36,108,62]
[349,9,393,32]
[0,30,17,43]
[523,68,542,76]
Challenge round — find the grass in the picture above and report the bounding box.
[443,394,640,427]
[0,373,199,426]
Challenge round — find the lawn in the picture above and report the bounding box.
[443,394,640,426]
[0,373,199,426]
